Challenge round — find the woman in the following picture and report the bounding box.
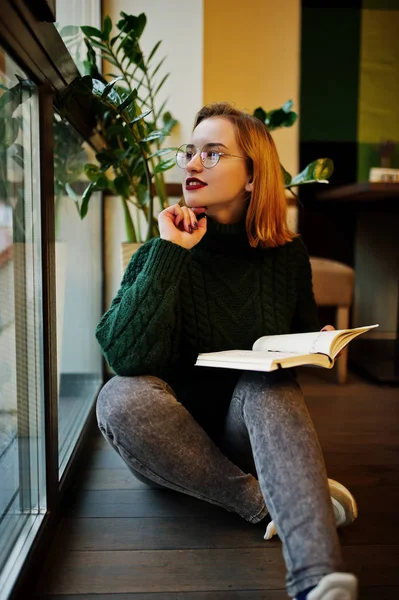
[96,103,358,600]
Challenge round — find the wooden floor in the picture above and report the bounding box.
[36,370,399,599]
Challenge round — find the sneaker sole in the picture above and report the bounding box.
[264,479,358,540]
[328,478,358,527]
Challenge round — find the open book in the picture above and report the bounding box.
[195,325,379,372]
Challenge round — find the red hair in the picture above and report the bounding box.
[194,103,296,248]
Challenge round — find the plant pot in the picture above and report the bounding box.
[121,242,143,275]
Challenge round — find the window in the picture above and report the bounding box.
[53,0,103,476]
[53,114,102,476]
[0,2,103,596]
[0,50,46,597]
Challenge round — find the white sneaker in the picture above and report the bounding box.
[264,478,358,540]
[300,572,358,599]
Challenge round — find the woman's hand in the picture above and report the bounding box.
[321,325,335,333]
[320,324,343,358]
[158,204,207,250]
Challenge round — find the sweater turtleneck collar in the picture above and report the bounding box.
[196,214,254,255]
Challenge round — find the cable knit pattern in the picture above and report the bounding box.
[95,217,320,383]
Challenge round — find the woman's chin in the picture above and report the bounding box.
[185,197,205,209]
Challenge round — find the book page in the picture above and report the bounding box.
[252,331,337,356]
[253,325,379,358]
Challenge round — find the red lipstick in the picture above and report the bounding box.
[185,177,207,191]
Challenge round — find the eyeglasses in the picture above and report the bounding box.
[176,143,246,169]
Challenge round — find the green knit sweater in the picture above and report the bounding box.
[96,217,319,401]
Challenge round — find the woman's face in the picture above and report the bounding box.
[181,116,252,223]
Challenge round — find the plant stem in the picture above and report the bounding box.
[141,58,169,210]
[122,197,137,242]
[100,37,161,239]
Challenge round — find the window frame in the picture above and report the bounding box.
[0,1,104,598]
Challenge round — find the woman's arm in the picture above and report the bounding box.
[95,238,191,375]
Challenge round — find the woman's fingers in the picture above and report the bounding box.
[158,204,207,249]
[167,205,206,233]
[182,207,192,233]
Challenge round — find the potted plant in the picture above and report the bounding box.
[61,11,178,272]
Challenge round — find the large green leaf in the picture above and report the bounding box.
[86,37,113,55]
[84,163,108,190]
[162,111,178,135]
[84,163,101,182]
[253,107,267,122]
[0,82,24,117]
[80,182,95,218]
[83,38,97,66]
[60,25,80,37]
[154,74,169,97]
[90,78,122,107]
[117,89,138,113]
[155,98,168,121]
[129,109,152,125]
[114,174,131,198]
[0,117,20,149]
[153,157,176,173]
[81,26,103,39]
[117,12,147,39]
[150,57,166,80]
[95,150,115,170]
[286,158,334,187]
[95,174,110,189]
[140,130,164,143]
[253,100,298,131]
[148,40,162,63]
[103,15,112,41]
[101,76,123,99]
[266,104,297,131]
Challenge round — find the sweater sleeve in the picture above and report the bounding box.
[95,237,191,376]
[291,237,320,333]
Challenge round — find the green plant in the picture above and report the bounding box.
[0,78,89,240]
[53,115,89,237]
[253,100,333,195]
[0,78,36,240]
[63,12,178,243]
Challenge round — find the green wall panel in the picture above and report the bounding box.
[358,9,399,144]
[300,8,361,142]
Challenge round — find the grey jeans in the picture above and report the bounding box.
[96,370,344,597]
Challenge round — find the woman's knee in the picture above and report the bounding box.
[96,374,174,432]
[236,370,303,409]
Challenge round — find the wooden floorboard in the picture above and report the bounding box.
[36,371,399,599]
[36,545,399,595]
[65,488,234,519]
